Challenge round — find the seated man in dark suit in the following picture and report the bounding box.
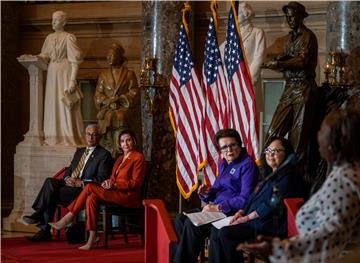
[21,124,113,241]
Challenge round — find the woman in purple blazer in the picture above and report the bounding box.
[172,129,259,263]
[208,137,307,263]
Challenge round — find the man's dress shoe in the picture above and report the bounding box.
[28,230,52,242]
[22,212,41,225]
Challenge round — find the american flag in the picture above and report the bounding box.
[199,14,228,186]
[169,23,204,198]
[224,3,259,160]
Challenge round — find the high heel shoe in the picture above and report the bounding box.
[48,221,72,230]
[48,213,74,230]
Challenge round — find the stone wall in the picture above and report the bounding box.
[2,1,329,214]
[18,1,142,79]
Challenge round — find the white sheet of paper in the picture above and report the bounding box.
[183,211,226,226]
[211,216,234,229]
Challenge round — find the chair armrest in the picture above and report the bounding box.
[284,198,304,237]
[53,167,68,180]
[143,199,178,263]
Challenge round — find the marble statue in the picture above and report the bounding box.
[262,1,318,180]
[94,43,140,157]
[220,2,266,111]
[39,10,85,146]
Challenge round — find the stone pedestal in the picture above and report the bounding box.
[17,55,47,145]
[2,54,76,233]
[3,145,76,233]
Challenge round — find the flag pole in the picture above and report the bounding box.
[177,1,191,214]
[231,0,250,79]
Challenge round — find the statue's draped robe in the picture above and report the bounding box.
[41,31,84,146]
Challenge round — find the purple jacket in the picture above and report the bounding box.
[200,150,258,214]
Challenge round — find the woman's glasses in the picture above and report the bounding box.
[219,143,239,152]
[264,147,285,155]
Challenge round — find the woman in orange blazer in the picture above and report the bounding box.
[50,129,146,250]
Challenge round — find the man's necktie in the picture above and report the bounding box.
[71,148,90,179]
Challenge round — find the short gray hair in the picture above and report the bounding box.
[85,124,99,131]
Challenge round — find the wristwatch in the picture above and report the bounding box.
[218,204,223,212]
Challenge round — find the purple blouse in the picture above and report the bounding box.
[200,150,258,214]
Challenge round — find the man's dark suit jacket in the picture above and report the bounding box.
[63,145,113,183]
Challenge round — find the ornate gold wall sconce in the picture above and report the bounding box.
[140,57,165,113]
[323,50,352,86]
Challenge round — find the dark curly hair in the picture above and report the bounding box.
[322,109,360,165]
[259,136,294,178]
[214,129,242,151]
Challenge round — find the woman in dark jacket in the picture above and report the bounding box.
[208,137,308,263]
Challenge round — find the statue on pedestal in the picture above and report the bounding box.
[39,10,85,146]
[262,1,318,180]
[220,2,266,111]
[94,43,140,157]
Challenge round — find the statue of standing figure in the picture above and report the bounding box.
[262,1,318,180]
[94,43,140,157]
[220,2,266,112]
[39,10,85,146]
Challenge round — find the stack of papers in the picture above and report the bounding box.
[184,211,235,229]
[211,216,234,229]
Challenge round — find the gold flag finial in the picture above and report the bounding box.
[182,1,191,34]
[210,0,218,31]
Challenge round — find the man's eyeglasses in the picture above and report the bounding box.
[86,133,99,138]
[219,143,239,152]
[264,147,285,155]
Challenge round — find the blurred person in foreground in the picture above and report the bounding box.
[238,109,360,263]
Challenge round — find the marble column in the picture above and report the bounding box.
[327,1,360,54]
[141,1,183,211]
[326,2,360,102]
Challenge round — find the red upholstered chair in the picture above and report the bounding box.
[143,199,178,263]
[53,167,68,180]
[284,197,304,237]
[246,197,304,263]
